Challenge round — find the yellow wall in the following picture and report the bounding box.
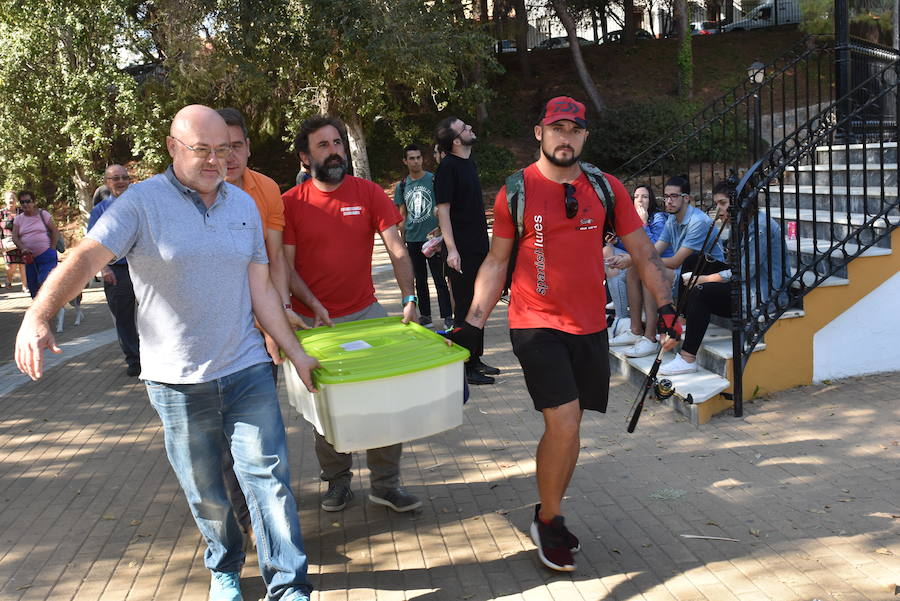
[736,227,900,397]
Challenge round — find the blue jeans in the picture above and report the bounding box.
[24,247,57,298]
[146,362,312,600]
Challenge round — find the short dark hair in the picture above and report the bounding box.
[435,116,460,154]
[17,190,34,202]
[403,144,422,159]
[294,116,347,157]
[712,180,735,198]
[665,175,690,195]
[216,107,248,139]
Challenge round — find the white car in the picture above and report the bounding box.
[723,0,801,32]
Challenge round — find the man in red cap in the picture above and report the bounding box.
[448,96,679,572]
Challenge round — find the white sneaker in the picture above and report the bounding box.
[609,317,631,337]
[625,337,659,357]
[609,330,642,347]
[659,354,699,375]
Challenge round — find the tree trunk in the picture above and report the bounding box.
[514,0,531,74]
[71,164,94,235]
[676,0,693,100]
[479,0,488,23]
[590,6,599,42]
[551,0,606,114]
[473,62,489,127]
[600,1,609,39]
[345,114,372,182]
[725,0,734,24]
[624,0,636,45]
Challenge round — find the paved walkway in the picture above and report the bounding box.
[1,252,898,601]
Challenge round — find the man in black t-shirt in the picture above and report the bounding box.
[434,116,498,385]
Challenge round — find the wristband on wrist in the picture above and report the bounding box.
[402,295,418,306]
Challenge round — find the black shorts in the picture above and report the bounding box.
[510,328,611,413]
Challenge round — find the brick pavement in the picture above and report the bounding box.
[1,254,898,601]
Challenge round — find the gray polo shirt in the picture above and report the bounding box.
[86,166,271,384]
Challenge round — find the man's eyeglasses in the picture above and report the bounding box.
[105,175,131,182]
[562,183,578,219]
[20,198,34,203]
[169,136,233,160]
[660,193,688,201]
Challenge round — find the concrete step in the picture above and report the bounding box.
[785,236,893,278]
[767,206,899,247]
[815,141,897,165]
[782,163,898,187]
[773,186,897,216]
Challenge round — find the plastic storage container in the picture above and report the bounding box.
[283,317,469,453]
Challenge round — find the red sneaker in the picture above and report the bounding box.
[530,511,576,571]
[534,504,580,552]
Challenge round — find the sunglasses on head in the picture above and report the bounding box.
[562,183,578,219]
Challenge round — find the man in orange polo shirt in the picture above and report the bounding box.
[217,108,331,545]
[218,108,330,333]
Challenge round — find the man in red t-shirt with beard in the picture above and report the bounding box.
[282,116,422,515]
[448,97,680,572]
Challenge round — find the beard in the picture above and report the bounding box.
[542,143,579,167]
[459,135,476,147]
[312,154,348,184]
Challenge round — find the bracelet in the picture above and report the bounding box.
[283,303,292,310]
[402,295,418,306]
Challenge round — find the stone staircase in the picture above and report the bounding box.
[611,141,900,425]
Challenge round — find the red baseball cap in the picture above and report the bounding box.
[541,96,588,128]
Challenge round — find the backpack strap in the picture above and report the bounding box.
[503,169,526,296]
[398,177,407,203]
[505,169,526,239]
[579,162,616,237]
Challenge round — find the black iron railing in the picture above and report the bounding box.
[619,35,836,198]
[618,34,900,419]
[729,55,900,416]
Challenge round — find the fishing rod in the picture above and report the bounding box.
[626,199,732,433]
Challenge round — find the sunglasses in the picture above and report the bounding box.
[562,183,578,219]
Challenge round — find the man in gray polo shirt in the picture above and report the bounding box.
[14,105,316,601]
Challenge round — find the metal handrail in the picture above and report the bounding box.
[729,56,900,416]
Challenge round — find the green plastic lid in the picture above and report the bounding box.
[295,316,469,385]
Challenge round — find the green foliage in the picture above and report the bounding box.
[676,31,693,100]
[0,0,499,205]
[799,0,834,34]
[586,99,752,173]
[472,141,515,189]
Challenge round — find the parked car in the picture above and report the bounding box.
[497,39,516,53]
[690,21,720,35]
[602,29,654,43]
[722,0,801,31]
[531,36,593,50]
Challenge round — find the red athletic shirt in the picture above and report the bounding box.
[493,164,643,334]
[282,176,402,318]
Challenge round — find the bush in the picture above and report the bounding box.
[587,99,753,175]
[472,141,516,188]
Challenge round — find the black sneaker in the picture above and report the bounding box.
[535,504,579,552]
[530,510,576,572]
[321,482,353,512]
[126,363,141,377]
[368,486,422,512]
[443,317,454,330]
[474,358,500,375]
[418,315,433,328]
[466,365,495,385]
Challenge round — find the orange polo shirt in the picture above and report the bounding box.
[241,168,285,239]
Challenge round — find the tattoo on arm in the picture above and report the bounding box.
[472,307,484,320]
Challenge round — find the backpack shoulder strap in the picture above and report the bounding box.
[398,177,407,201]
[504,169,526,239]
[579,162,616,236]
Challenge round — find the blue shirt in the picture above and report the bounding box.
[88,195,126,265]
[85,166,270,384]
[659,204,725,261]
